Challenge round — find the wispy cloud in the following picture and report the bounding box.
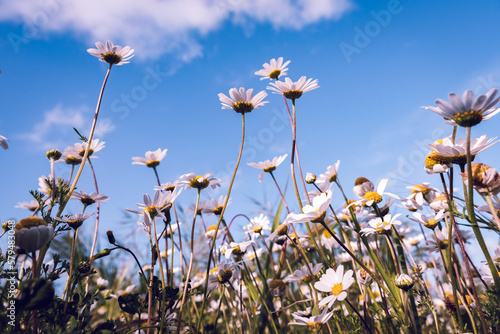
[0,0,353,60]
[16,104,114,151]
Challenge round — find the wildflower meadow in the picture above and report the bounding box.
[2,38,500,334]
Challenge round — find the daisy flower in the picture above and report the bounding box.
[320,228,339,252]
[289,307,333,331]
[395,274,414,291]
[16,200,43,212]
[204,225,226,240]
[480,264,500,285]
[55,212,94,230]
[429,194,457,212]
[353,177,375,198]
[207,262,235,292]
[247,154,288,182]
[400,198,423,212]
[154,180,180,192]
[424,152,452,174]
[314,265,355,308]
[287,190,333,224]
[70,190,109,207]
[243,213,271,239]
[410,210,446,230]
[427,135,498,166]
[316,161,341,184]
[87,40,134,65]
[460,163,500,195]
[424,88,500,127]
[268,76,319,100]
[350,178,399,207]
[15,217,54,253]
[0,135,8,150]
[179,173,221,190]
[132,148,167,168]
[255,57,291,80]
[218,87,268,114]
[73,139,105,158]
[224,240,258,259]
[406,183,439,205]
[202,195,230,216]
[360,213,402,236]
[285,263,323,284]
[425,227,456,252]
[61,146,82,165]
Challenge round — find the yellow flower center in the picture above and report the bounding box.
[301,274,315,284]
[411,184,430,195]
[101,52,122,65]
[253,225,263,233]
[322,229,333,239]
[375,221,391,234]
[329,174,337,183]
[218,269,233,284]
[210,267,218,275]
[213,206,223,215]
[283,90,303,100]
[232,245,245,257]
[263,166,276,173]
[424,218,439,229]
[232,101,254,114]
[189,175,210,189]
[307,320,322,332]
[425,153,450,169]
[362,191,382,206]
[311,210,326,223]
[452,110,483,127]
[15,217,47,231]
[78,148,94,157]
[80,196,96,206]
[65,156,82,165]
[331,283,344,296]
[269,69,281,79]
[146,160,160,168]
[144,205,158,219]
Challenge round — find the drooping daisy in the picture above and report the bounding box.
[132,148,167,168]
[55,212,94,230]
[353,177,375,198]
[0,135,8,150]
[288,307,333,331]
[255,57,291,80]
[350,178,399,208]
[460,163,500,195]
[424,227,456,252]
[247,154,288,182]
[314,265,355,308]
[286,190,333,224]
[87,40,134,66]
[424,88,500,127]
[316,161,341,184]
[427,135,498,166]
[218,87,268,114]
[179,173,221,190]
[70,190,109,207]
[285,263,323,284]
[268,76,319,100]
[15,217,54,253]
[360,213,402,236]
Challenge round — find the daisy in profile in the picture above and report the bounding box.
[314,265,355,308]
[410,210,446,230]
[0,135,8,150]
[218,87,268,114]
[55,212,94,230]
[350,178,399,208]
[16,200,42,212]
[255,57,291,80]
[406,183,439,205]
[154,181,180,192]
[460,163,500,195]
[71,190,109,208]
[15,217,54,253]
[243,213,271,239]
[424,88,500,127]
[285,263,323,285]
[268,76,319,101]
[289,307,333,331]
[73,139,105,158]
[316,161,341,184]
[179,173,221,190]
[87,40,134,66]
[287,190,333,224]
[360,213,402,236]
[202,195,230,216]
[424,227,456,252]
[207,262,235,292]
[427,135,498,166]
[132,148,167,168]
[247,154,288,182]
[61,147,82,165]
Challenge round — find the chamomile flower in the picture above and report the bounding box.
[460,163,500,195]
[73,139,105,158]
[154,181,180,192]
[255,57,291,80]
[287,190,333,224]
[425,227,456,252]
[55,212,94,230]
[132,148,167,168]
[247,154,288,182]
[16,200,43,212]
[314,265,355,308]
[427,135,498,166]
[179,173,221,190]
[406,183,439,205]
[70,190,109,207]
[87,40,134,65]
[424,88,500,127]
[268,76,319,100]
[243,214,271,239]
[320,228,339,252]
[224,240,258,259]
[218,87,268,114]
[353,177,374,198]
[61,147,82,165]
[316,161,341,184]
[15,217,54,253]
[360,213,402,236]
[480,265,500,285]
[202,195,230,216]
[207,262,235,292]
[351,178,399,207]
[285,263,323,284]
[411,210,446,230]
[289,307,333,331]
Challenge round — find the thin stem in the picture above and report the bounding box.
[86,158,100,294]
[289,99,303,208]
[484,194,500,230]
[63,228,79,314]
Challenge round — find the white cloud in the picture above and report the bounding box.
[0,0,353,60]
[16,104,115,151]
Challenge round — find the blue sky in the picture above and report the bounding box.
[1,0,500,255]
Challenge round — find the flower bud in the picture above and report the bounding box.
[46,149,62,160]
